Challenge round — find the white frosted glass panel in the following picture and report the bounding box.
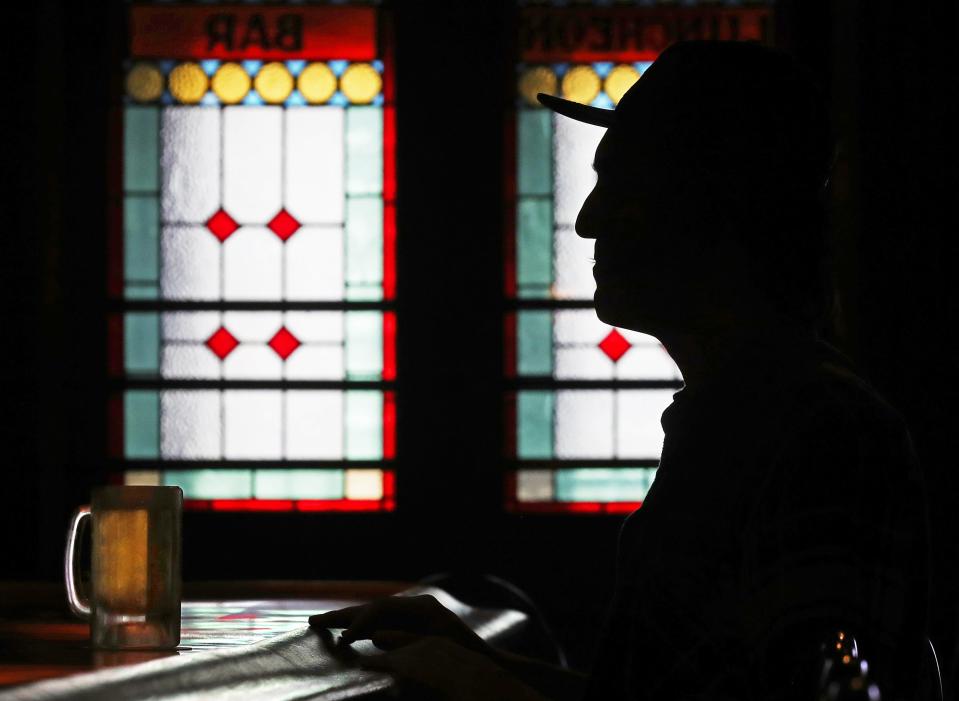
[161,226,220,300]
[162,312,220,342]
[162,345,221,379]
[286,391,342,459]
[555,347,613,380]
[161,390,220,459]
[616,345,683,381]
[554,228,596,299]
[285,345,344,380]
[517,470,553,502]
[346,391,382,460]
[223,346,283,379]
[223,227,282,300]
[286,108,344,224]
[616,390,673,458]
[161,108,219,223]
[555,390,614,459]
[222,107,282,224]
[553,115,603,227]
[620,329,663,345]
[345,469,383,500]
[224,390,282,459]
[285,311,343,343]
[221,311,283,342]
[254,469,343,499]
[285,226,345,300]
[554,309,608,344]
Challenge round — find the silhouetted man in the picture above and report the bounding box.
[311,41,931,701]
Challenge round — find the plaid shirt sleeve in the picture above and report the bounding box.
[737,386,930,700]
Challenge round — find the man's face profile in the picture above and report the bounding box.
[576,129,724,337]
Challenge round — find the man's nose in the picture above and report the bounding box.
[575,187,600,240]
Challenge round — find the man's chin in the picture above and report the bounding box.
[594,289,665,335]
[595,292,644,332]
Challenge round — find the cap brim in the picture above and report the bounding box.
[536,93,616,128]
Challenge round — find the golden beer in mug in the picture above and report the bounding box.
[65,486,182,649]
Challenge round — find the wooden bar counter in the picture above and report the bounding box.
[0,581,530,700]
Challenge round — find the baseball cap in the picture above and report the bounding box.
[537,40,832,194]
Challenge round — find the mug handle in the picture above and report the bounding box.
[64,505,92,619]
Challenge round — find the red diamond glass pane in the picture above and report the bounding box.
[598,329,631,362]
[268,327,301,360]
[205,209,240,242]
[267,209,301,242]
[206,327,239,359]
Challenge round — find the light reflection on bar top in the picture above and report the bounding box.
[179,599,354,652]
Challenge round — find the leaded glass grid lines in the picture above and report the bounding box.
[512,309,682,381]
[508,466,656,513]
[114,6,395,512]
[124,104,384,303]
[505,24,681,512]
[118,310,386,382]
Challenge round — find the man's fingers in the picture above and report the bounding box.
[340,598,438,642]
[339,601,389,642]
[311,596,453,647]
[370,629,422,650]
[308,604,365,629]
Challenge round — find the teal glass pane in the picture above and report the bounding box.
[346,106,383,195]
[555,468,655,502]
[346,390,382,460]
[517,109,552,196]
[124,106,159,192]
[124,390,159,459]
[517,390,553,459]
[124,312,159,375]
[516,197,552,298]
[345,196,383,299]
[163,469,252,499]
[253,469,344,499]
[345,284,382,301]
[124,196,159,287]
[124,283,159,299]
[517,310,552,376]
[346,311,383,380]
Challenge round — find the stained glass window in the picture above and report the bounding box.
[505,2,772,513]
[110,5,396,512]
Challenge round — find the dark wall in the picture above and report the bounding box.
[830,0,959,672]
[5,0,957,679]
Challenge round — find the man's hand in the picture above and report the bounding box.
[308,594,492,657]
[358,635,548,701]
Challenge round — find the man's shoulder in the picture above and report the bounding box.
[784,341,910,439]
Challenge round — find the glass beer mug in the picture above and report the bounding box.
[64,486,182,649]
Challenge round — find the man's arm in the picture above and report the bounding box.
[738,395,926,698]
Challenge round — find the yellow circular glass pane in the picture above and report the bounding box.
[340,63,382,104]
[561,65,601,104]
[168,62,208,105]
[604,64,641,105]
[517,66,558,107]
[298,63,337,104]
[211,62,251,105]
[126,62,164,103]
[254,62,294,104]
